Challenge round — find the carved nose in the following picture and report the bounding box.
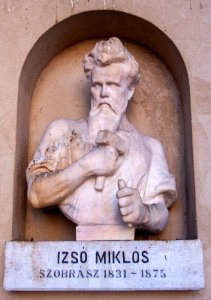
[101,84,109,97]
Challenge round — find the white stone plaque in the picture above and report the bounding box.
[4,240,204,291]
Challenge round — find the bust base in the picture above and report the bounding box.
[76,225,135,240]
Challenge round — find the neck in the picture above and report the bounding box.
[118,114,133,131]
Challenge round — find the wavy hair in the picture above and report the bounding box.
[83,37,140,88]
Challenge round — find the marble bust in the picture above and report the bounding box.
[26,37,176,240]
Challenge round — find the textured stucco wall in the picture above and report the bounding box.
[0,1,211,299]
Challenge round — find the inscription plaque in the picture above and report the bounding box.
[4,240,204,291]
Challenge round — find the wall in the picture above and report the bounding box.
[0,1,211,299]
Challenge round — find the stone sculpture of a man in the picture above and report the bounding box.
[27,37,176,240]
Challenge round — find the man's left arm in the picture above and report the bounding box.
[117,136,176,232]
[117,179,169,232]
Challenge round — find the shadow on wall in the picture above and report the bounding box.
[13,10,196,241]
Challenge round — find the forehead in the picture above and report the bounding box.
[91,64,125,82]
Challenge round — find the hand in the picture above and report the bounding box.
[117,179,149,227]
[82,145,118,177]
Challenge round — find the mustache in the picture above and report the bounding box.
[91,99,119,115]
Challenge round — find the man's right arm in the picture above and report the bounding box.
[27,155,91,208]
[27,143,118,209]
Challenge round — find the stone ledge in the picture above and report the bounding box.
[4,240,204,291]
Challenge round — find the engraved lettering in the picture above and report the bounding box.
[70,251,78,264]
[93,269,99,278]
[132,251,139,263]
[39,269,45,278]
[96,251,106,263]
[80,251,87,263]
[113,251,121,263]
[142,251,149,263]
[46,269,52,278]
[122,252,130,263]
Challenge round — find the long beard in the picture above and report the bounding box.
[88,103,122,145]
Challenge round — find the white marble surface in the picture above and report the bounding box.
[4,240,204,291]
[26,38,176,239]
[76,225,135,240]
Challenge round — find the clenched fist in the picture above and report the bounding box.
[117,179,149,227]
[82,145,118,177]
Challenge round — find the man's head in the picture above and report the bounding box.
[83,37,140,90]
[83,38,141,144]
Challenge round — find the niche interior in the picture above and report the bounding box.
[13,10,196,241]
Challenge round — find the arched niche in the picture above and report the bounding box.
[13,10,196,241]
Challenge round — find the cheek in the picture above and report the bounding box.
[90,87,99,98]
[119,89,129,104]
[112,88,124,99]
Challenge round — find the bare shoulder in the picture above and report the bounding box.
[44,118,87,139]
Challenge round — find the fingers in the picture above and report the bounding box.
[118,196,132,207]
[117,179,144,227]
[119,205,134,216]
[117,179,136,207]
[117,179,136,228]
[105,145,118,160]
[118,179,126,190]
[122,213,139,225]
[117,186,135,199]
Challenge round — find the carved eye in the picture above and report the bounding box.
[107,82,120,87]
[92,82,101,88]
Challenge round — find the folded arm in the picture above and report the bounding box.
[27,144,119,208]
